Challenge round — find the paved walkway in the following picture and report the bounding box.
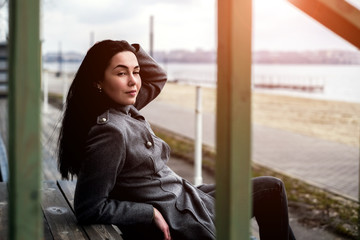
[141,101,359,201]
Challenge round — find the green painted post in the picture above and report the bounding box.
[216,0,252,239]
[8,0,42,239]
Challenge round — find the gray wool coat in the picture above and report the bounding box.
[74,45,216,240]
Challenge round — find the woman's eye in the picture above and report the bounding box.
[117,72,126,76]
[133,71,140,75]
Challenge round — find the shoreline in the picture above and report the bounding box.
[155,82,360,147]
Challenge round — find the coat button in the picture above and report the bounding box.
[99,117,107,123]
[146,141,152,148]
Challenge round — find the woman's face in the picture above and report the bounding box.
[99,51,141,106]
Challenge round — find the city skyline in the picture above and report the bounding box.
[43,48,360,65]
[0,0,359,54]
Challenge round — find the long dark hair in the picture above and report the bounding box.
[58,40,136,179]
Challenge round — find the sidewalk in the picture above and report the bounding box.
[141,100,359,201]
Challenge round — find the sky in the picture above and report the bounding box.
[0,0,359,54]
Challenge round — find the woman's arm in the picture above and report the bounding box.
[74,124,154,226]
[132,44,167,110]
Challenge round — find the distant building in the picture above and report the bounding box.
[43,51,84,63]
[42,49,360,65]
[153,49,216,63]
[253,50,360,65]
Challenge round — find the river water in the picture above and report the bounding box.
[43,62,360,103]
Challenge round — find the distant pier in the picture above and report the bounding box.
[253,75,324,93]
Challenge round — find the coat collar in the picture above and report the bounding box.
[113,104,132,115]
[113,105,145,121]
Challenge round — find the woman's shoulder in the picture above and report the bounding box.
[85,110,127,147]
[91,106,138,131]
[93,109,127,129]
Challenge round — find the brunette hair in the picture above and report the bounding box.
[58,40,136,179]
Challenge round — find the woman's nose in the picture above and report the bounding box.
[128,74,136,86]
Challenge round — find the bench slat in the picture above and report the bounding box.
[58,180,124,240]
[43,215,55,240]
[0,182,8,238]
[0,183,55,240]
[41,181,89,240]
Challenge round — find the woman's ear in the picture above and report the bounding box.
[93,81,100,88]
[94,82,102,93]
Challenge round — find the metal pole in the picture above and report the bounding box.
[57,41,62,77]
[194,86,203,185]
[62,73,68,105]
[43,70,48,112]
[40,2,47,113]
[8,0,42,239]
[90,31,95,47]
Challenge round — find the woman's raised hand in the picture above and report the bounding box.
[153,207,171,240]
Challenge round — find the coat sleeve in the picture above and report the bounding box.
[132,43,167,110]
[74,124,154,226]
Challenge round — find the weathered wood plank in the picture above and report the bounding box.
[43,215,55,240]
[57,180,76,209]
[0,183,55,240]
[41,181,88,240]
[0,182,8,238]
[0,99,8,147]
[58,180,124,240]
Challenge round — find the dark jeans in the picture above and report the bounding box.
[252,176,296,240]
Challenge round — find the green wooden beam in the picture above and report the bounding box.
[287,0,360,49]
[216,0,252,239]
[8,0,42,239]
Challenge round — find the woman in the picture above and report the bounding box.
[58,40,295,240]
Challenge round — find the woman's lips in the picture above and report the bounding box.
[126,90,137,96]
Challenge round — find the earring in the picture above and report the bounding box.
[98,87,102,93]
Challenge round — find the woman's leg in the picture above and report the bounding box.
[197,179,295,239]
[252,176,296,240]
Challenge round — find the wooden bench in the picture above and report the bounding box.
[0,180,124,240]
[0,103,125,239]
